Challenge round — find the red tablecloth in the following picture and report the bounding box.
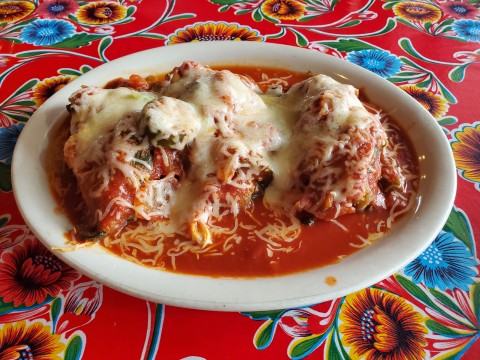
[1,0,479,358]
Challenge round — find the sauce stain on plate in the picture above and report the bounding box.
[325,276,337,286]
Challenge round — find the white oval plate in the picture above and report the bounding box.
[12,42,456,311]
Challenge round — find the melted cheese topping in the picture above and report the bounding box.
[65,87,157,199]
[65,62,405,248]
[141,97,201,150]
[68,87,156,154]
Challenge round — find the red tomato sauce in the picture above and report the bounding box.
[47,66,418,277]
[151,204,392,277]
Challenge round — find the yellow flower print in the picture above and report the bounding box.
[340,288,427,360]
[400,85,449,118]
[451,123,480,184]
[0,321,65,360]
[0,1,36,23]
[167,22,264,44]
[33,75,75,106]
[261,0,306,20]
[76,1,127,25]
[393,1,442,23]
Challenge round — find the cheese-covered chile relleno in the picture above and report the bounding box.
[53,62,417,276]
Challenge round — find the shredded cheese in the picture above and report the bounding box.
[63,62,417,269]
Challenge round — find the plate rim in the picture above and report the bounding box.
[12,41,457,311]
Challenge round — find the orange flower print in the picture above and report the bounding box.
[261,0,306,20]
[451,123,480,186]
[76,1,127,25]
[393,1,442,23]
[33,75,75,106]
[340,288,428,360]
[0,321,64,360]
[167,22,264,44]
[400,85,449,119]
[0,1,36,23]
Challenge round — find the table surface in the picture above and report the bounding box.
[1,0,479,358]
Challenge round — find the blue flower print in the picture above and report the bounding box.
[346,49,402,78]
[19,19,75,46]
[0,123,24,164]
[453,20,480,42]
[404,231,478,291]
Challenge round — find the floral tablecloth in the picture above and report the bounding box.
[1,0,479,358]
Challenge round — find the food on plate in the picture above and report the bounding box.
[47,61,418,276]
